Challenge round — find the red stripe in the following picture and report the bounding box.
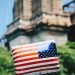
[15,58,59,67]
[14,56,39,63]
[15,63,59,71]
[13,52,38,59]
[12,45,36,52]
[16,67,59,75]
[13,48,37,55]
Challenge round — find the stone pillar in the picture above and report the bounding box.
[41,0,51,14]
[41,0,63,14]
[52,0,63,14]
[13,0,19,20]
[32,0,42,19]
[13,0,32,20]
[23,0,32,20]
[14,0,42,21]
[13,0,23,21]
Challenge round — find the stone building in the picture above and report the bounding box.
[5,0,71,48]
[63,0,75,41]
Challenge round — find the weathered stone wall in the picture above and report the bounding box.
[6,0,69,48]
[32,0,42,18]
[32,30,67,45]
[13,0,63,20]
[9,30,67,48]
[9,35,31,47]
[52,0,63,14]
[14,0,42,20]
[23,0,32,20]
[41,0,51,14]
[41,0,63,14]
[13,0,23,20]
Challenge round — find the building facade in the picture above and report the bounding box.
[5,0,71,48]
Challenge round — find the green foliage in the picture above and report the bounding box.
[0,47,15,75]
[66,41,75,49]
[58,44,75,75]
[0,43,75,75]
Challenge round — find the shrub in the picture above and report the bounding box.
[66,41,75,49]
[0,46,15,75]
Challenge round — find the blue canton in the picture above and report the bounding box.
[38,42,58,58]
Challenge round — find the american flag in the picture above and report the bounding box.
[12,40,60,75]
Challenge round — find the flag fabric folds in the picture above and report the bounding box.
[12,40,60,75]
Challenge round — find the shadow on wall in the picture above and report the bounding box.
[68,24,75,42]
[68,13,75,42]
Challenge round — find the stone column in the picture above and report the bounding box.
[13,0,32,20]
[41,0,51,14]
[23,0,32,20]
[13,0,19,20]
[52,0,63,14]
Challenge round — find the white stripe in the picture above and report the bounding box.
[25,73,40,75]
[41,69,60,74]
[15,65,60,74]
[13,47,37,54]
[14,55,38,61]
[41,70,48,74]
[24,69,60,75]
[12,40,55,49]
[13,51,38,58]
[14,57,59,65]
[15,61,59,68]
[15,61,59,69]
